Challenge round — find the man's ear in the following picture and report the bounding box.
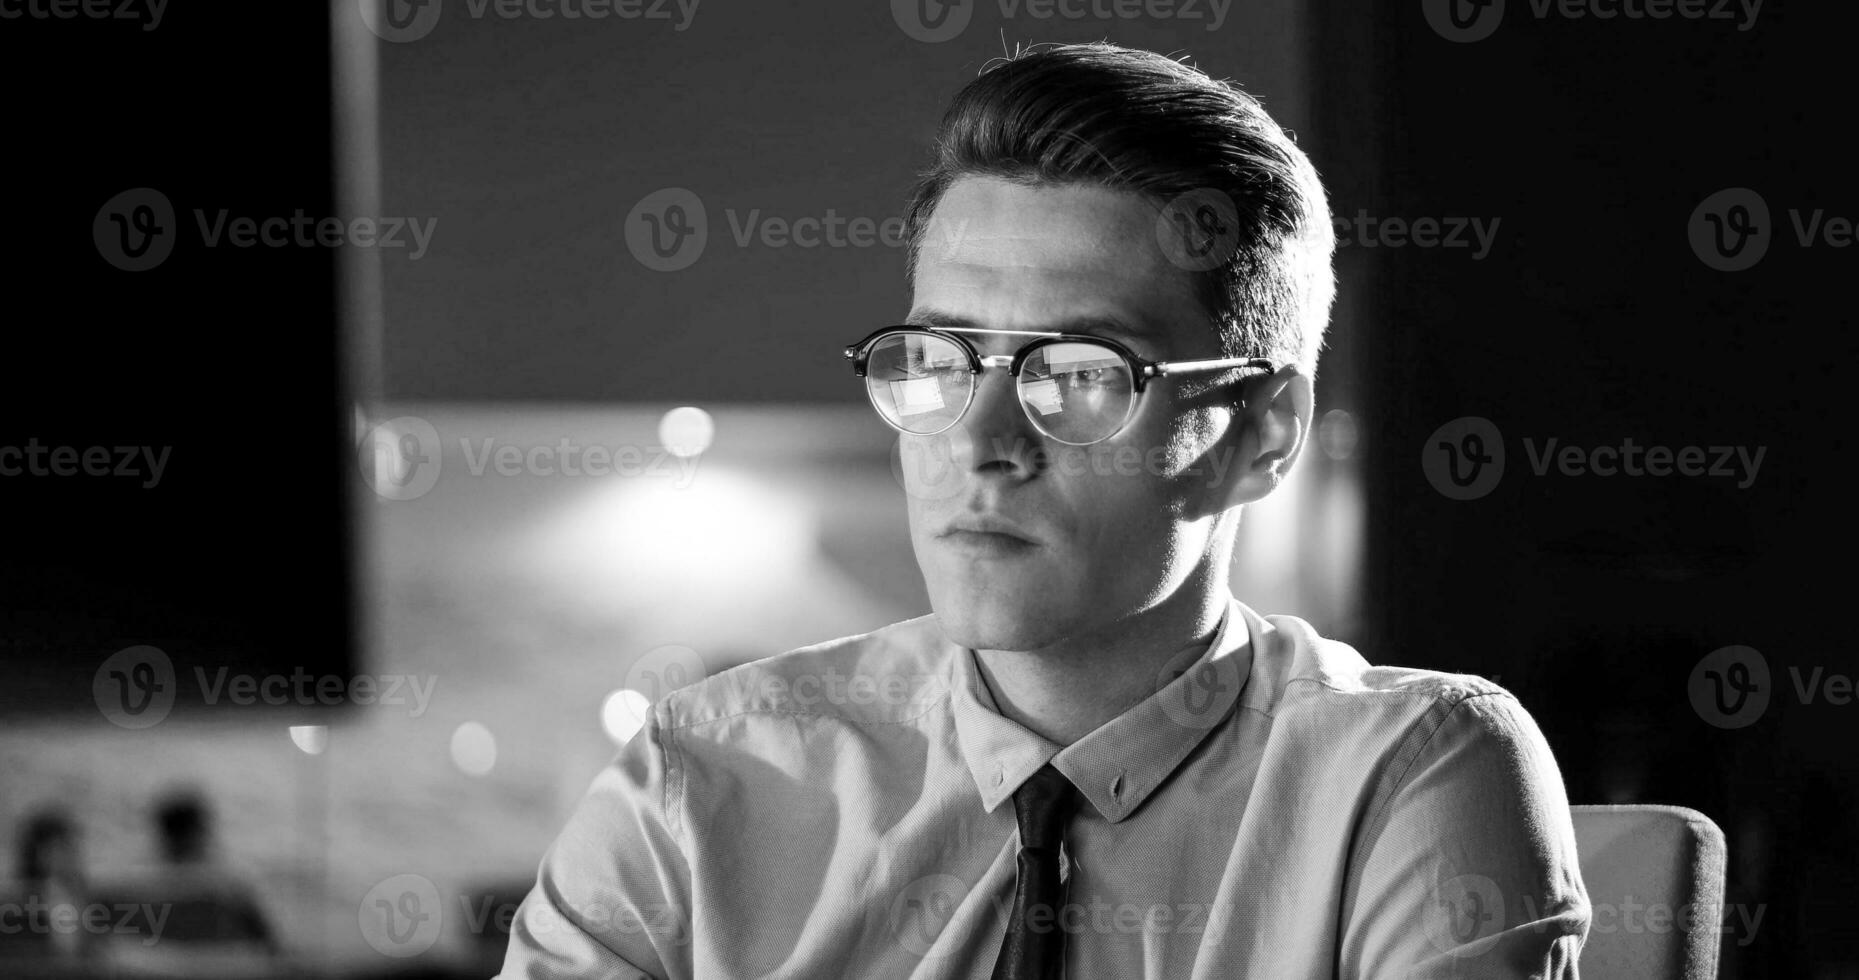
[1223,364,1312,505]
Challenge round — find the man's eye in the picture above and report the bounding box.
[905,356,961,375]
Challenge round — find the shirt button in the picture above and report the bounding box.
[994,765,1005,786]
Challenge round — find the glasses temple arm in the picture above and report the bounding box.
[1142,357,1278,378]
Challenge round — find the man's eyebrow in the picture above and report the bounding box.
[902,308,979,330]
[903,308,1154,344]
[1054,315,1153,346]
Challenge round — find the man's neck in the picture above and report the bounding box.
[972,572,1230,746]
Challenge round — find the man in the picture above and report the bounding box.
[500,42,1589,979]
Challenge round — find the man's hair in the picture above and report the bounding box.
[903,43,1336,375]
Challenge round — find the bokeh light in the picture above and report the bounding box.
[600,689,653,746]
[659,406,715,458]
[1317,408,1360,460]
[450,721,497,777]
[528,464,816,604]
[288,725,328,755]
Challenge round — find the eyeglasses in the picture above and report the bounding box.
[844,326,1277,446]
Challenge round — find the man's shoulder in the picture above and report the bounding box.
[652,613,953,733]
[1239,608,1550,775]
[1245,608,1515,722]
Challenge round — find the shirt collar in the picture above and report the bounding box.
[946,596,1254,823]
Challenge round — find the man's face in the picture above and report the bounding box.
[903,176,1254,652]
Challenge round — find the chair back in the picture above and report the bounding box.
[1570,804,1727,980]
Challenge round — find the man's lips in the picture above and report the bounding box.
[935,513,1043,558]
[938,514,1040,544]
[938,528,1041,558]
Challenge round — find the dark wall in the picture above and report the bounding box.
[371,1,1315,401]
[1315,1,1855,973]
[0,5,357,719]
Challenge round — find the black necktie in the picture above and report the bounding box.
[992,765,1083,980]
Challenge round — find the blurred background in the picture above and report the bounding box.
[0,0,1851,976]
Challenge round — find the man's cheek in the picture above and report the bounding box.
[896,434,966,503]
[1061,487,1145,558]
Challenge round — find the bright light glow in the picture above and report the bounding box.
[658,406,715,458]
[890,378,945,416]
[450,721,497,777]
[289,725,328,755]
[601,689,653,745]
[1318,409,1360,460]
[528,465,816,602]
[1022,379,1062,415]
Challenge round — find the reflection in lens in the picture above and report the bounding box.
[1019,342,1134,445]
[865,332,971,434]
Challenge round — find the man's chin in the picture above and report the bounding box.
[916,547,1084,650]
[927,591,1063,653]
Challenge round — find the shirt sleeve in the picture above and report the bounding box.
[497,709,694,980]
[1339,691,1591,979]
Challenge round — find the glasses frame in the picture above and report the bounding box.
[843,325,1278,445]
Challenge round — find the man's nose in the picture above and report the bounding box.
[953,365,1046,477]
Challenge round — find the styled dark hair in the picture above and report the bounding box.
[903,43,1335,373]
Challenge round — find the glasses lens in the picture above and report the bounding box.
[863,332,972,434]
[1018,342,1135,444]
